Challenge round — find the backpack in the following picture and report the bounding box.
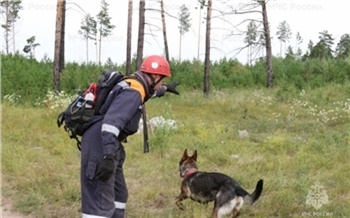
[57,70,125,150]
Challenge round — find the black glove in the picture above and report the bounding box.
[95,154,115,182]
[164,82,180,95]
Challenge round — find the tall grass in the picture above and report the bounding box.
[2,84,350,217]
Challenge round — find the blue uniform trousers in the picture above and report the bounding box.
[81,121,128,218]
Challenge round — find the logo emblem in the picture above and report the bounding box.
[306,181,329,210]
[151,62,159,69]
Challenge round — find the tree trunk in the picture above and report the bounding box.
[280,41,282,57]
[126,0,133,75]
[12,22,15,53]
[53,0,66,92]
[197,6,202,60]
[99,32,102,65]
[179,33,182,61]
[136,0,145,70]
[247,45,250,65]
[86,37,89,63]
[203,0,212,98]
[160,0,169,62]
[95,38,98,63]
[261,0,273,88]
[4,4,10,55]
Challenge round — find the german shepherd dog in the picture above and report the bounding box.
[175,149,263,218]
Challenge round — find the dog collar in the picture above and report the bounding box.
[183,169,198,179]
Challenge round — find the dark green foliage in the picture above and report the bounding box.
[2,53,350,105]
[170,59,203,90]
[273,58,305,89]
[1,53,51,104]
[248,59,266,86]
[60,62,103,93]
[211,58,254,88]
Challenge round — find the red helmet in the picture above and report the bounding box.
[140,55,171,77]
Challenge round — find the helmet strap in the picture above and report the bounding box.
[153,75,165,88]
[136,72,164,98]
[144,73,157,89]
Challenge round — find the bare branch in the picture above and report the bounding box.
[146,7,180,20]
[144,21,162,49]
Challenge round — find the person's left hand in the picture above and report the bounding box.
[95,154,115,182]
[164,82,180,95]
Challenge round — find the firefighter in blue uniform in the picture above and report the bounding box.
[80,55,179,218]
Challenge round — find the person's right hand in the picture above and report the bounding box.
[95,154,115,182]
[164,82,180,95]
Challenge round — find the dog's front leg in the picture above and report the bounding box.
[175,194,187,210]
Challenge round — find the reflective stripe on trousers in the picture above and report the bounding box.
[82,213,108,218]
[114,201,126,209]
[82,201,126,218]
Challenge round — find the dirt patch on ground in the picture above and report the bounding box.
[1,196,34,218]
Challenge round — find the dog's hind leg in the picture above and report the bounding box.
[231,196,244,218]
[231,209,240,218]
[212,207,219,218]
[211,200,219,218]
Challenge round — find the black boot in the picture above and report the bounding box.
[112,208,125,218]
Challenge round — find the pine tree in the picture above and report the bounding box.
[23,36,40,57]
[79,14,97,63]
[178,4,191,61]
[0,0,22,54]
[244,21,257,65]
[335,34,350,59]
[97,0,115,65]
[309,30,334,59]
[276,20,292,57]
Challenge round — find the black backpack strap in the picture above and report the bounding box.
[75,137,82,151]
[57,112,65,127]
[67,125,82,151]
[94,72,125,115]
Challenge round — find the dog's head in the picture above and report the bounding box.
[179,149,198,178]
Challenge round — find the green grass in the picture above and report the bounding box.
[2,85,350,217]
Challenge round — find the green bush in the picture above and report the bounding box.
[1,53,52,104]
[2,53,350,105]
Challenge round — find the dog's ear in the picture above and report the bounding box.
[192,150,197,161]
[183,149,188,158]
[179,149,188,165]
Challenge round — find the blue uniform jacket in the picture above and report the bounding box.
[83,78,166,156]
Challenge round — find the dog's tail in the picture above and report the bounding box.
[243,179,263,205]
